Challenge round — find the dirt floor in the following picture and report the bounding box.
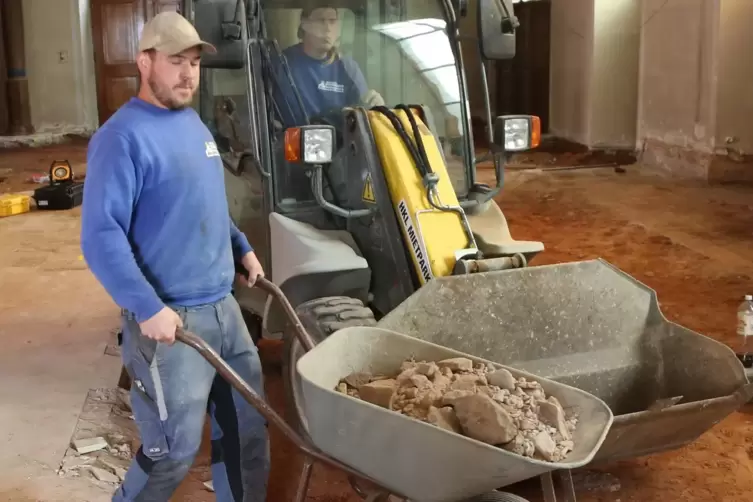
[1,140,753,501]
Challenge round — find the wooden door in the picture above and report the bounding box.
[91,0,181,126]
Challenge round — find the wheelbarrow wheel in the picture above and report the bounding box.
[282,296,376,432]
[465,492,531,502]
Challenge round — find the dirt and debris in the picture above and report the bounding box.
[338,358,578,462]
[57,388,138,486]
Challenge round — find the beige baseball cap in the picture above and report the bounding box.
[138,11,217,55]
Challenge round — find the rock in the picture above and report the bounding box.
[533,431,557,461]
[427,406,462,433]
[450,374,480,392]
[453,394,518,445]
[343,372,373,389]
[396,368,418,385]
[340,356,578,462]
[72,437,109,455]
[487,369,516,390]
[437,357,474,372]
[359,379,397,408]
[408,374,432,390]
[525,388,546,401]
[537,398,571,441]
[431,374,451,391]
[519,418,537,430]
[417,389,444,409]
[415,361,439,377]
[503,434,526,455]
[441,389,475,406]
[87,466,120,484]
[559,440,575,455]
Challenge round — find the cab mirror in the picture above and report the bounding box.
[192,0,246,69]
[478,0,517,60]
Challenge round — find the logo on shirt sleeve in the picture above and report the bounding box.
[205,141,220,158]
[318,81,345,93]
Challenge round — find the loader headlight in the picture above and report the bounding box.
[284,125,335,165]
[493,115,541,152]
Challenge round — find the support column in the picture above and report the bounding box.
[2,0,33,135]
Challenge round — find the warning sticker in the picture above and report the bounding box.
[362,173,376,203]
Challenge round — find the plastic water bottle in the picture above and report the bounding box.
[737,295,753,354]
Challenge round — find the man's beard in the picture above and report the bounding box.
[148,75,194,110]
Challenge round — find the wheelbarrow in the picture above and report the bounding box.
[175,277,614,502]
[376,259,753,501]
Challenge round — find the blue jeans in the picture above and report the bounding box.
[112,294,269,502]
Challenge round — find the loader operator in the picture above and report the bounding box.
[80,11,269,502]
[274,4,385,127]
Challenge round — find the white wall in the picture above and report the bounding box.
[589,0,640,148]
[549,0,641,149]
[22,0,98,134]
[548,0,594,146]
[716,0,753,154]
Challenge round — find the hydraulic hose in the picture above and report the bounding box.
[372,106,451,212]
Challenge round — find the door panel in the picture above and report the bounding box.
[92,0,183,125]
[92,0,145,125]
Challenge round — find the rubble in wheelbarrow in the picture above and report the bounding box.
[336,357,578,462]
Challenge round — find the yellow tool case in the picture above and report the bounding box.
[0,193,31,218]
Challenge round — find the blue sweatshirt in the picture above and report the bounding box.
[274,43,368,126]
[80,98,253,323]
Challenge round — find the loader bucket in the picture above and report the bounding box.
[377,259,753,463]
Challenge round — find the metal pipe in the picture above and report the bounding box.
[311,167,374,220]
[254,277,315,351]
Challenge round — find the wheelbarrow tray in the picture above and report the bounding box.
[377,259,753,465]
[296,326,614,502]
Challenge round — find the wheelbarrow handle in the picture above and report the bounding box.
[235,269,315,352]
[173,329,379,487]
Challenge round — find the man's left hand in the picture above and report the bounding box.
[240,251,265,287]
[362,89,385,108]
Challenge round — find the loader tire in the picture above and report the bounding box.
[282,296,376,433]
[465,492,531,502]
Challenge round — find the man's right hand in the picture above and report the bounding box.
[139,307,183,345]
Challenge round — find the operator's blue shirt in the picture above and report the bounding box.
[274,43,368,125]
[80,98,253,322]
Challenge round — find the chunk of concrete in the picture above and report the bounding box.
[533,431,557,461]
[441,389,475,406]
[72,437,109,455]
[453,394,518,445]
[487,369,516,390]
[537,398,571,441]
[359,379,397,409]
[87,466,120,484]
[437,357,474,372]
[427,406,462,433]
[343,372,373,389]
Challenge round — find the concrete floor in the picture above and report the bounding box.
[0,206,120,501]
[2,141,753,501]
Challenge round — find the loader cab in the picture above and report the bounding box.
[190,0,533,324]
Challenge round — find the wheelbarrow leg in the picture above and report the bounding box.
[294,456,314,502]
[541,470,577,502]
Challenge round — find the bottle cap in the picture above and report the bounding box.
[746,295,752,301]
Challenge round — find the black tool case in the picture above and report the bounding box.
[33,181,84,210]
